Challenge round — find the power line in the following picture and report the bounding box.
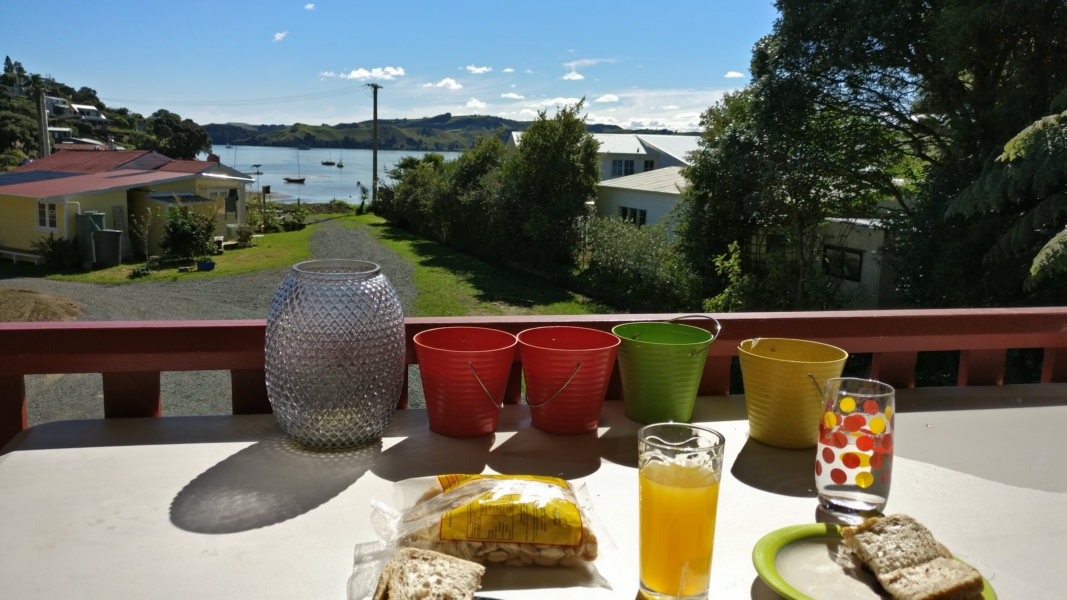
[100,86,367,108]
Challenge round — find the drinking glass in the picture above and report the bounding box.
[638,423,725,600]
[814,378,895,522]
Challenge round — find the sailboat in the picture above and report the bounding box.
[321,149,335,166]
[284,150,305,184]
[336,147,344,168]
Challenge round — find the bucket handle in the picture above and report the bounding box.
[667,315,723,357]
[526,362,584,408]
[468,363,504,410]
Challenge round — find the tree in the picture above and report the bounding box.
[768,0,1067,306]
[677,40,898,309]
[159,204,215,260]
[146,109,212,159]
[71,86,102,108]
[499,101,600,270]
[130,207,161,262]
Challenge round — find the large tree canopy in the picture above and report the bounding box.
[766,0,1067,306]
[146,109,212,160]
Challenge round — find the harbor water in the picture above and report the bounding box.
[200,146,461,204]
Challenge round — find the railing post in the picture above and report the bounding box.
[1041,347,1067,383]
[0,374,27,450]
[870,351,918,389]
[102,372,162,418]
[230,369,271,414]
[958,349,1006,386]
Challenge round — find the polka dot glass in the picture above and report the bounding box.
[814,377,895,522]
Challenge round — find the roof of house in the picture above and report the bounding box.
[637,135,700,164]
[54,144,113,151]
[510,131,700,163]
[13,150,173,174]
[70,104,102,112]
[598,166,687,195]
[0,171,84,188]
[155,160,213,173]
[0,170,197,200]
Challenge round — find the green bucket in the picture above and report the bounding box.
[612,316,721,424]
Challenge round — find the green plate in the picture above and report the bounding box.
[752,523,997,600]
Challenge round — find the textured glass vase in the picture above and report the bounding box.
[265,260,405,448]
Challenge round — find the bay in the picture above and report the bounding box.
[199,146,461,204]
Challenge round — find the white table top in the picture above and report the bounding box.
[1,384,1065,599]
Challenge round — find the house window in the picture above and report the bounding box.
[618,206,647,226]
[824,244,863,283]
[37,202,58,230]
[611,160,636,177]
[644,160,655,172]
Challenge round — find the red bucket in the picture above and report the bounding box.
[518,326,620,435]
[414,327,517,438]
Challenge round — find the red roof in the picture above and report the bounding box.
[0,170,197,199]
[53,144,109,151]
[14,150,153,174]
[155,160,212,173]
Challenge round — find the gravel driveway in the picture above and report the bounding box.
[0,218,425,426]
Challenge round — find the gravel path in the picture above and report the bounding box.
[1,218,424,426]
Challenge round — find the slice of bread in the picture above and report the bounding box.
[842,515,984,600]
[374,548,486,600]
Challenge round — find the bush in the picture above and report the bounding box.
[31,233,80,268]
[235,225,254,244]
[160,205,215,260]
[576,216,699,311]
[129,265,151,279]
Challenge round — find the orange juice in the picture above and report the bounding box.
[639,460,721,598]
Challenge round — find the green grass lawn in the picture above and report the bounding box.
[342,214,610,317]
[1,224,320,284]
[1,211,609,317]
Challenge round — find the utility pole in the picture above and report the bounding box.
[368,83,383,203]
[37,91,51,158]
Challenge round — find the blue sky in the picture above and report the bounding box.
[1,1,778,131]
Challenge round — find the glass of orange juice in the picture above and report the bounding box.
[638,423,725,600]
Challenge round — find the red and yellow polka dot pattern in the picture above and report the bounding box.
[815,394,893,489]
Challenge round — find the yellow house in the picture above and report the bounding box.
[0,151,252,263]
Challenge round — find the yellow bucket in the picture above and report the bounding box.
[738,338,848,449]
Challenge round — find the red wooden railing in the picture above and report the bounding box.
[3,308,1067,448]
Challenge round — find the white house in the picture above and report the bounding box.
[47,127,72,143]
[44,96,79,120]
[507,132,700,181]
[71,104,108,127]
[595,166,687,227]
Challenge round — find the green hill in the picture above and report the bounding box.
[203,113,688,152]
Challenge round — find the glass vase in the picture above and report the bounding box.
[265,259,405,448]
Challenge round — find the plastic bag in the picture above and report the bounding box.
[371,474,600,568]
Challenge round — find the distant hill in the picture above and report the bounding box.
[203,113,692,152]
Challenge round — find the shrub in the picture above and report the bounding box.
[235,225,254,244]
[129,265,151,279]
[31,233,80,268]
[160,205,215,260]
[577,216,699,311]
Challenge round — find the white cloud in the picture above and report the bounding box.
[594,94,619,103]
[501,92,525,99]
[564,58,613,70]
[510,84,516,88]
[502,68,514,73]
[273,31,288,42]
[433,77,462,90]
[525,69,533,74]
[661,105,679,109]
[421,83,433,87]
[562,72,584,81]
[466,98,488,109]
[319,71,336,77]
[466,65,492,74]
[531,97,582,107]
[304,3,314,9]
[340,66,406,80]
[725,71,745,78]
[520,108,538,116]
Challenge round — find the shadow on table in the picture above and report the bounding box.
[370,432,493,482]
[487,427,603,479]
[750,575,787,599]
[170,433,380,534]
[731,437,817,498]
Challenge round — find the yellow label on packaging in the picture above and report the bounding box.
[437,473,568,493]
[436,474,583,546]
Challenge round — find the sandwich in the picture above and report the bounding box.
[374,547,486,600]
[842,514,984,600]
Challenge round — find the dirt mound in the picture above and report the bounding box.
[0,289,81,322]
